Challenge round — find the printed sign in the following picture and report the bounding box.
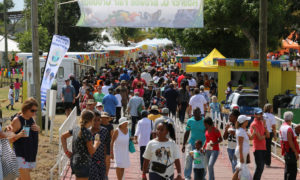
[76,0,204,28]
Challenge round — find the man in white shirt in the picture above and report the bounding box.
[134,110,152,170]
[188,88,207,117]
[141,69,153,85]
[187,74,197,88]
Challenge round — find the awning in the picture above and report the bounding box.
[186,48,225,72]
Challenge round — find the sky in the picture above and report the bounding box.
[0,0,25,12]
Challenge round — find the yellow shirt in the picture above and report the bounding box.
[148,114,162,122]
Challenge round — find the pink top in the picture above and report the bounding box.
[14,82,21,90]
[250,118,266,151]
[134,88,144,97]
[204,127,221,151]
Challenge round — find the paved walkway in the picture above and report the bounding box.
[61,144,300,180]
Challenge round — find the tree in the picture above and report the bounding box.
[16,25,51,52]
[23,0,103,51]
[112,28,145,46]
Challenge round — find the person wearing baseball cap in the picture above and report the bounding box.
[235,114,251,177]
[61,77,76,116]
[250,107,268,180]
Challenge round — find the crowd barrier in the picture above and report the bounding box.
[50,107,78,180]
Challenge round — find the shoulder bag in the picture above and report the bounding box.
[1,139,19,179]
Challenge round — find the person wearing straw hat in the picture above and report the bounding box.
[83,99,97,111]
[96,102,103,112]
[111,117,131,180]
[148,105,161,122]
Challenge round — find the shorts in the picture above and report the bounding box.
[16,157,36,169]
[71,164,90,178]
[64,102,74,110]
[9,99,14,105]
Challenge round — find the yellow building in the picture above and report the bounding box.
[186,49,296,103]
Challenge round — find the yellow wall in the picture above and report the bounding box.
[217,63,295,103]
[281,71,296,94]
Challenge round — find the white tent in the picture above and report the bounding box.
[0,35,20,52]
[136,38,173,48]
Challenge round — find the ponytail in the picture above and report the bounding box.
[162,121,176,142]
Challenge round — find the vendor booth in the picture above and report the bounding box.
[176,55,202,71]
[104,46,140,67]
[186,49,296,103]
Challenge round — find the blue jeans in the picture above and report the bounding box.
[227,148,237,173]
[205,150,219,180]
[15,89,20,101]
[184,144,194,179]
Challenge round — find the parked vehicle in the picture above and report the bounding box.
[23,57,94,107]
[273,90,295,113]
[222,89,259,123]
[288,95,300,109]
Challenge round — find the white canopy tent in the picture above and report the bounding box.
[0,35,20,52]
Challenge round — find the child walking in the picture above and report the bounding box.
[209,96,221,120]
[6,84,15,110]
[190,140,205,180]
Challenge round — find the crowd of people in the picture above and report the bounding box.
[0,50,299,180]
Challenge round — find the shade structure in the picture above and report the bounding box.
[186,48,225,72]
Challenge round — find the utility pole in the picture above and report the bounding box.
[258,0,268,108]
[3,0,9,70]
[31,0,42,127]
[54,0,58,34]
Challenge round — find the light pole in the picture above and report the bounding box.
[258,0,268,108]
[3,0,9,70]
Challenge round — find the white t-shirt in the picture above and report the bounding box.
[235,128,250,156]
[102,85,111,95]
[189,94,207,114]
[227,125,237,149]
[188,78,197,87]
[263,113,276,132]
[143,139,180,178]
[141,72,152,85]
[8,89,13,100]
[115,94,122,107]
[134,118,152,147]
[293,60,297,66]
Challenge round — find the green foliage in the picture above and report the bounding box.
[112,28,149,46]
[0,0,15,11]
[16,25,51,52]
[23,0,102,51]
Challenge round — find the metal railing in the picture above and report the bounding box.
[50,107,78,180]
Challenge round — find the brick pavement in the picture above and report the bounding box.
[61,144,300,180]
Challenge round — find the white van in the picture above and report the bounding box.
[24,57,94,106]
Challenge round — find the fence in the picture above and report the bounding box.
[50,107,78,180]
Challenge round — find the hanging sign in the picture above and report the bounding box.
[76,0,204,28]
[40,35,70,108]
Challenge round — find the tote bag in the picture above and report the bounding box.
[1,139,19,179]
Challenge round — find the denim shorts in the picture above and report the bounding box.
[16,157,36,169]
[71,164,90,178]
[9,99,14,105]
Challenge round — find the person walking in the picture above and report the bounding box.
[143,83,156,109]
[203,117,223,180]
[102,88,118,118]
[188,88,207,117]
[280,111,299,180]
[14,78,21,102]
[250,108,268,180]
[182,108,206,180]
[117,80,129,116]
[223,109,240,173]
[189,140,205,180]
[94,86,105,103]
[153,108,175,132]
[177,82,190,123]
[6,84,15,110]
[147,105,162,122]
[233,115,252,179]
[8,98,40,180]
[134,110,152,171]
[111,117,131,180]
[90,110,109,180]
[115,88,122,124]
[164,83,178,117]
[209,96,221,120]
[61,110,100,179]
[263,103,277,167]
[61,79,76,116]
[142,121,182,180]
[127,92,145,136]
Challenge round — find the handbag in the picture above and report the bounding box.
[1,139,19,179]
[151,156,172,174]
[128,129,136,153]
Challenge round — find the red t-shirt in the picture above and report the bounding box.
[131,78,147,89]
[134,88,144,97]
[204,127,221,151]
[177,75,185,88]
[14,82,21,90]
[250,118,266,151]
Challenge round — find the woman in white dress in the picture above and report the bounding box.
[111,117,130,180]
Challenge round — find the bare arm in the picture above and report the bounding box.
[174,159,182,178]
[238,136,244,163]
[86,140,100,156]
[61,131,72,154]
[182,130,190,153]
[110,130,119,159]
[287,131,299,160]
[272,124,277,140]
[142,159,150,179]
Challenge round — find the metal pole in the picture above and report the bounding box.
[258,0,268,108]
[31,0,42,127]
[3,0,8,70]
[54,0,58,34]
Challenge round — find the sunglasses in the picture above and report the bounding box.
[30,109,38,113]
